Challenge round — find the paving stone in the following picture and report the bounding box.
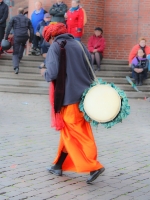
[0,94,150,200]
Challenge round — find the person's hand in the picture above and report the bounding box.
[36,32,40,37]
[41,68,46,76]
[8,34,13,39]
[134,68,139,73]
[64,12,67,19]
[93,49,97,53]
[28,42,32,46]
[138,68,143,73]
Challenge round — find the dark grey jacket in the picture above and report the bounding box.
[0,1,8,27]
[49,2,67,23]
[45,34,93,106]
[5,14,34,42]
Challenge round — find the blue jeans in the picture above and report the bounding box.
[74,37,81,41]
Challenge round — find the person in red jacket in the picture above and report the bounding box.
[65,0,84,41]
[129,37,150,65]
[88,27,106,71]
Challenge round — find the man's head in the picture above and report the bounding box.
[94,27,103,37]
[18,8,24,15]
[44,13,51,22]
[139,37,146,47]
[43,23,67,43]
[35,1,42,11]
[137,49,144,58]
[72,0,80,8]
[56,0,62,3]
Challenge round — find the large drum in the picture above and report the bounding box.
[79,79,130,129]
[83,84,121,123]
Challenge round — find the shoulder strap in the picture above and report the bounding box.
[76,41,98,83]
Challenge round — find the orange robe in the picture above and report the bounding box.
[53,103,104,173]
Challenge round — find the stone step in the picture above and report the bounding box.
[0,66,40,74]
[0,78,48,88]
[0,85,48,95]
[100,77,150,84]
[1,55,128,65]
[0,72,44,81]
[0,79,149,92]
[0,66,139,77]
[96,71,150,78]
[0,60,129,70]
[0,85,148,98]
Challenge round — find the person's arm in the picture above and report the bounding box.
[97,38,106,52]
[88,36,94,52]
[0,4,8,24]
[77,8,84,32]
[28,20,34,43]
[143,60,149,71]
[129,45,138,64]
[54,4,67,17]
[44,42,60,82]
[49,5,57,15]
[5,18,14,40]
[36,21,41,33]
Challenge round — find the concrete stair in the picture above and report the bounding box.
[0,54,150,98]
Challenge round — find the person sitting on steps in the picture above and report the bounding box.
[131,49,148,86]
[88,27,106,71]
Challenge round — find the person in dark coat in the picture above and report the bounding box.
[0,0,9,44]
[41,23,105,184]
[49,0,67,23]
[5,8,34,74]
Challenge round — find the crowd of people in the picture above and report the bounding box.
[0,0,150,80]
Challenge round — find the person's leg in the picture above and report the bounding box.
[139,72,144,86]
[91,53,96,71]
[95,52,102,71]
[0,27,5,44]
[74,37,81,41]
[133,71,139,85]
[18,38,28,60]
[12,39,20,74]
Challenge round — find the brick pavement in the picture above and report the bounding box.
[0,93,150,200]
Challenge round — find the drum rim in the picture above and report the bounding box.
[79,78,130,129]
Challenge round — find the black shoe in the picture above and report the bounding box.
[97,68,101,71]
[14,68,19,74]
[135,81,139,86]
[86,167,105,184]
[138,82,143,86]
[46,166,62,176]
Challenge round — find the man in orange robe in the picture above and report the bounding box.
[41,23,105,184]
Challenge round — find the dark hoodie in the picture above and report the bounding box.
[45,34,93,106]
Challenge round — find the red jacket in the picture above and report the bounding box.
[67,7,84,38]
[129,44,150,64]
[88,35,106,55]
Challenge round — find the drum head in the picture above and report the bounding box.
[83,85,121,123]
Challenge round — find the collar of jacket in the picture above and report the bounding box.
[0,1,3,5]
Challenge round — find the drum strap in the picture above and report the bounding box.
[76,41,99,83]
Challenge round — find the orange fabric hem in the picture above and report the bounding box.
[53,103,104,173]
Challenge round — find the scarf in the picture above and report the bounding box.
[50,40,67,131]
[70,5,79,12]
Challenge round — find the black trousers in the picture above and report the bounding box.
[0,27,5,43]
[33,35,41,49]
[13,36,28,70]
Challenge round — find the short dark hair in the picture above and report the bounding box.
[95,27,103,33]
[18,8,24,14]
